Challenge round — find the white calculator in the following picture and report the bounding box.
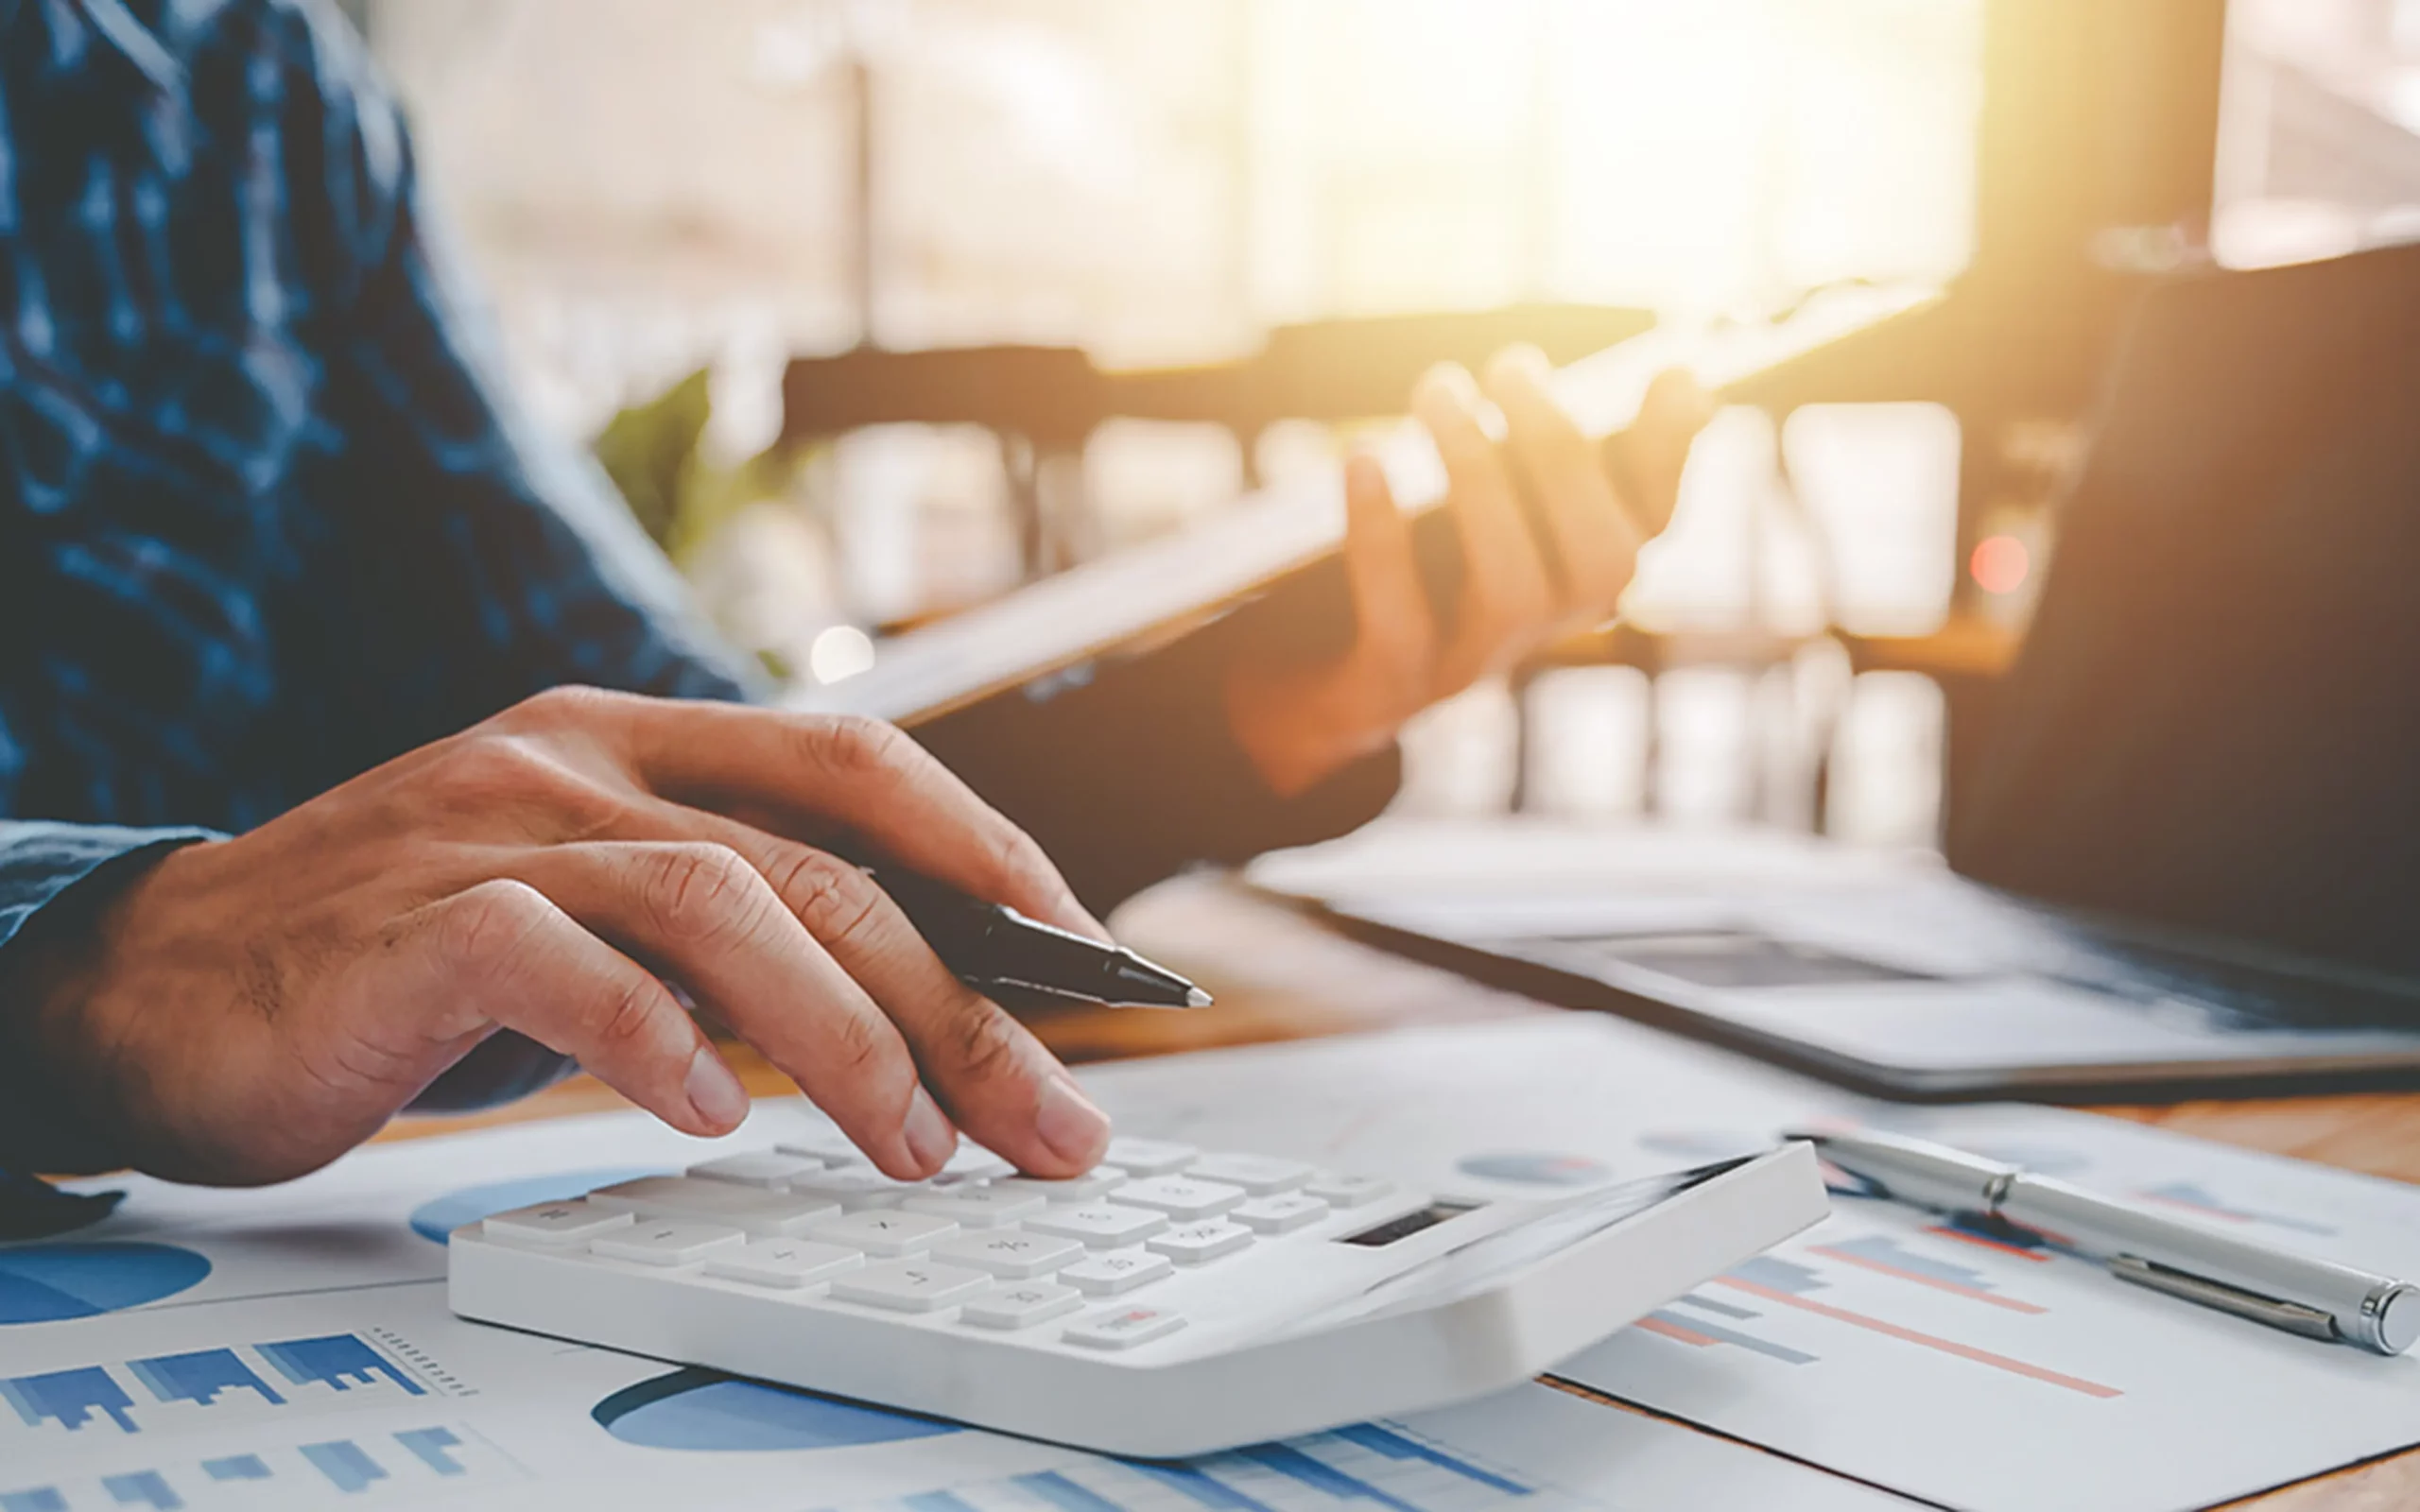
[448,1131,1825,1456]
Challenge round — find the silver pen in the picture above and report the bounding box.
[1791,1127,2420,1356]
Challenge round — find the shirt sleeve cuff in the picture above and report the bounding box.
[0,820,221,956]
[0,822,220,1182]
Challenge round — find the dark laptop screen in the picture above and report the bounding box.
[1947,244,2420,982]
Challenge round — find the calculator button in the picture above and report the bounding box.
[1305,1173,1393,1209]
[932,1230,1085,1279]
[960,1283,1083,1330]
[480,1200,633,1247]
[586,1177,841,1236]
[1231,1194,1329,1234]
[1148,1221,1253,1264]
[831,1261,992,1314]
[688,1152,826,1189]
[1103,1138,1198,1176]
[992,1167,1129,1202]
[706,1239,865,1288]
[942,1145,1014,1180]
[1024,1204,1169,1247]
[901,1189,1047,1228]
[1059,1248,1175,1296]
[774,1129,863,1163]
[1115,1177,1246,1220]
[785,1167,923,1209]
[591,1221,747,1266]
[1185,1154,1313,1194]
[1064,1307,1185,1349]
[809,1210,959,1257]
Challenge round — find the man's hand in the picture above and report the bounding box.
[1227,352,1712,797]
[7,690,1115,1187]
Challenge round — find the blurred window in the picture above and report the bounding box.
[2216,0,2420,267]
[373,0,1981,439]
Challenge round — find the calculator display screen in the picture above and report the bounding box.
[1340,1202,1479,1247]
[1281,1157,1756,1338]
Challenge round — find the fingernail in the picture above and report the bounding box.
[1491,344,1552,386]
[684,1046,750,1132]
[903,1085,958,1173]
[1035,1073,1113,1168]
[1414,363,1478,424]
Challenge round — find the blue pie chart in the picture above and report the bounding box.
[407,1168,666,1244]
[593,1367,959,1452]
[0,1242,213,1324]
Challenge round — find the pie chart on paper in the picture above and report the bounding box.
[0,1242,213,1324]
[592,1366,959,1452]
[406,1168,666,1244]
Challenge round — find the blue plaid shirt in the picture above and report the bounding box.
[0,0,1401,1223]
[0,0,756,967]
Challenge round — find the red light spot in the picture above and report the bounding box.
[1970,535,2030,595]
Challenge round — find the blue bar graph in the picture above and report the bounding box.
[813,1423,1536,1512]
[301,1439,389,1495]
[202,1456,271,1482]
[1670,1291,1760,1320]
[256,1336,424,1398]
[1729,1255,1827,1295]
[394,1427,469,1476]
[1642,1307,1820,1365]
[1333,1424,1528,1495]
[1236,1443,1426,1512]
[101,1470,182,1509]
[127,1349,287,1410]
[2,1366,140,1433]
[1127,1462,1278,1512]
[1017,1474,1127,1512]
[0,1490,67,1512]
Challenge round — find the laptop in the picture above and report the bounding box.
[1250,242,2420,1100]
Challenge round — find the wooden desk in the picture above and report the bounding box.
[384,876,2420,1510]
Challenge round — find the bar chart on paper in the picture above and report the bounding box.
[0,1327,527,1507]
[815,1422,1560,1512]
[1,1332,430,1444]
[1628,1222,2122,1400]
[0,1423,521,1509]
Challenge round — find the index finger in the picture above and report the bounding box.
[614,702,1102,939]
[1604,367,1714,539]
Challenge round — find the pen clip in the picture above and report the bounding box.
[2108,1254,2342,1343]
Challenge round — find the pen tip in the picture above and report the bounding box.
[1185,988,1215,1008]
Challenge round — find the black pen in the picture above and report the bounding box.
[869,868,1212,1009]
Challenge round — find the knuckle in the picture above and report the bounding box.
[777,851,885,949]
[808,714,917,782]
[426,733,625,838]
[433,879,552,979]
[592,974,667,1055]
[435,733,561,804]
[642,843,769,944]
[824,999,896,1082]
[477,746,628,839]
[987,825,1059,904]
[511,683,630,728]
[948,999,1028,1085]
